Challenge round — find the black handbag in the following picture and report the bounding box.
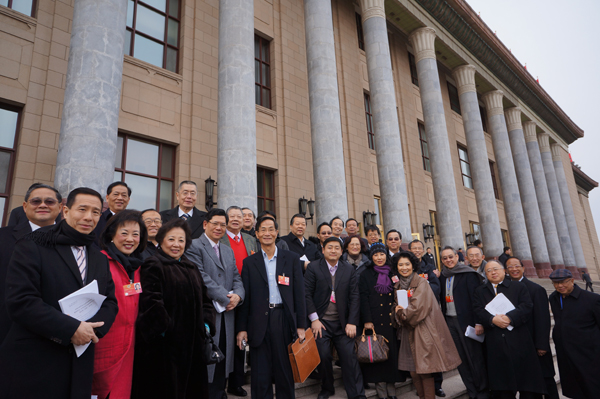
[204,333,225,365]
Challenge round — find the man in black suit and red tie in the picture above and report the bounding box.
[160,180,207,239]
[237,216,306,399]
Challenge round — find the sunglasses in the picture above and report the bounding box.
[28,197,59,207]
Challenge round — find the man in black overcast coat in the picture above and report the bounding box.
[280,213,321,269]
[161,180,206,239]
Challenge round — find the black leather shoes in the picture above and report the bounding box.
[226,387,247,397]
[317,390,333,399]
[435,388,446,397]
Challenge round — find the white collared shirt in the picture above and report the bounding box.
[205,234,219,249]
[226,229,242,242]
[178,207,194,217]
[29,221,43,232]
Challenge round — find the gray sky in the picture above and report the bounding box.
[466,0,600,238]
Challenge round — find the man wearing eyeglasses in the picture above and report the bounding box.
[186,208,245,399]
[92,181,131,245]
[140,209,162,260]
[0,183,63,345]
[548,268,600,399]
[160,180,207,239]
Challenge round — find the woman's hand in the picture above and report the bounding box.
[364,322,374,330]
[395,305,404,312]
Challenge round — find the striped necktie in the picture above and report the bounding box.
[76,246,87,283]
[181,213,190,221]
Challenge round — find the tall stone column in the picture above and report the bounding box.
[217,0,257,212]
[551,143,588,275]
[55,0,129,196]
[507,109,562,271]
[359,0,410,239]
[408,27,462,249]
[539,133,578,276]
[452,65,503,258]
[481,91,537,276]
[523,121,560,275]
[303,0,348,224]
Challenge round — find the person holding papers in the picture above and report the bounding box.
[92,210,147,399]
[392,251,460,399]
[132,218,216,399]
[0,187,118,399]
[472,260,546,399]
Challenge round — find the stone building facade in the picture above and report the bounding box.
[0,0,598,279]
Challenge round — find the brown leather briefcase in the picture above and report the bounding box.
[288,328,321,383]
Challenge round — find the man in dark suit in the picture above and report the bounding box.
[0,183,63,345]
[92,181,131,245]
[281,213,321,270]
[305,237,366,399]
[161,180,207,239]
[6,182,62,227]
[237,216,306,399]
[548,268,600,399]
[241,207,256,237]
[0,187,118,399]
[507,256,559,399]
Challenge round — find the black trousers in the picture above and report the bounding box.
[209,314,227,399]
[316,319,366,399]
[433,372,443,390]
[250,308,295,399]
[228,310,246,390]
[492,391,542,399]
[446,316,489,399]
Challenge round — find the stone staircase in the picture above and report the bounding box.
[230,278,568,398]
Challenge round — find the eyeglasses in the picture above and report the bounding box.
[485,267,504,273]
[28,197,59,207]
[388,237,400,241]
[506,266,522,270]
[144,218,162,226]
[208,221,227,229]
[180,190,197,198]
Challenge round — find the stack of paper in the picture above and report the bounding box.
[484,293,515,331]
[396,289,409,308]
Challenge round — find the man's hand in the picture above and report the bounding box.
[71,321,104,345]
[492,315,510,329]
[345,324,357,338]
[226,293,241,311]
[297,328,306,341]
[364,322,374,330]
[304,261,310,270]
[237,331,248,350]
[475,324,484,336]
[537,349,547,357]
[433,269,441,278]
[311,319,326,339]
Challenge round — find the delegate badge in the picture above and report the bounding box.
[124,282,142,296]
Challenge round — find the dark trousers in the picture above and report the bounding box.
[228,309,246,390]
[585,281,594,292]
[492,391,542,399]
[209,314,227,399]
[433,372,443,391]
[249,308,295,399]
[316,319,366,399]
[543,376,559,399]
[446,316,489,399]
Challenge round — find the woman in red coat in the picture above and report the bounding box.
[92,210,147,399]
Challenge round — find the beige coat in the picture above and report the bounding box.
[392,274,461,374]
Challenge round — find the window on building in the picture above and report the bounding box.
[355,13,365,51]
[489,160,500,200]
[124,0,180,73]
[457,145,473,189]
[408,52,418,86]
[0,105,20,226]
[447,82,461,114]
[255,35,271,109]
[480,106,488,132]
[257,167,275,214]
[418,122,431,172]
[114,134,176,212]
[364,93,375,150]
[501,229,510,249]
[470,221,481,242]
[1,0,36,17]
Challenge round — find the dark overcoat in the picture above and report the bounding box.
[472,279,545,394]
[0,233,118,399]
[439,271,482,333]
[281,232,322,262]
[132,251,216,399]
[549,284,600,399]
[160,206,207,239]
[358,266,402,383]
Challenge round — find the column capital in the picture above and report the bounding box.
[359,0,385,22]
[408,27,436,63]
[452,65,477,96]
[504,107,523,132]
[538,132,551,153]
[481,90,504,116]
[550,143,563,161]
[523,121,538,143]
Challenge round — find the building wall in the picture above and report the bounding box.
[0,0,596,267]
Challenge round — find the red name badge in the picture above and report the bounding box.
[278,275,290,286]
[445,295,453,303]
[124,282,142,296]
[391,275,399,283]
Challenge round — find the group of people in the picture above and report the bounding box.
[0,180,598,399]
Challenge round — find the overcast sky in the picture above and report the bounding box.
[466,0,600,239]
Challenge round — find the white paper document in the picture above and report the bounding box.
[485,293,515,331]
[465,325,485,343]
[299,255,309,262]
[58,280,106,357]
[396,289,409,309]
[213,290,234,313]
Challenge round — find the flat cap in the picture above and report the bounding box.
[549,269,573,281]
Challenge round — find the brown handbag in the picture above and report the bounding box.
[288,328,321,383]
[355,327,389,363]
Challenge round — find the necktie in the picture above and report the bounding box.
[214,244,220,259]
[235,235,240,243]
[493,284,498,296]
[181,213,190,221]
[76,246,87,283]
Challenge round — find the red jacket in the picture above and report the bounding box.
[92,251,141,399]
